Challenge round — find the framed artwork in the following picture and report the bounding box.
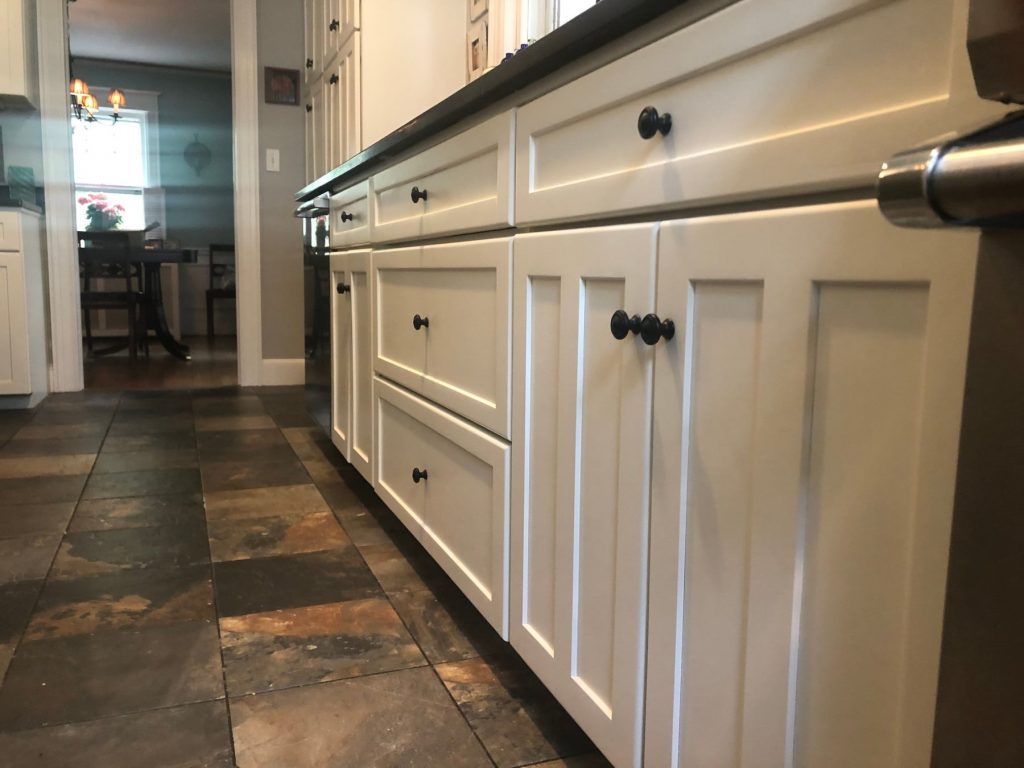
[467,16,489,81]
[469,0,488,21]
[264,67,300,106]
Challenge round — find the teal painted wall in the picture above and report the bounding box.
[75,59,234,248]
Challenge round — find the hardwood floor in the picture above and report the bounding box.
[84,336,238,391]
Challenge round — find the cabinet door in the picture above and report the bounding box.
[303,0,316,83]
[0,251,30,395]
[330,251,352,459]
[313,0,327,76]
[511,224,657,768]
[304,96,315,184]
[325,32,361,169]
[326,0,358,61]
[311,78,327,180]
[330,248,373,482]
[646,201,978,768]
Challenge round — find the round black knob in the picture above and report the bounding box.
[413,314,429,330]
[411,186,428,204]
[339,211,353,222]
[412,467,428,483]
[637,106,672,140]
[610,309,642,340]
[336,282,350,294]
[640,313,676,345]
[305,104,312,113]
[306,58,314,69]
[329,18,340,31]
[329,73,339,85]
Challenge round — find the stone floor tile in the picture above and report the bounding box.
[195,415,277,432]
[81,468,202,500]
[0,475,88,506]
[11,423,107,441]
[0,621,224,730]
[70,494,205,532]
[50,525,209,580]
[437,655,596,768]
[25,564,214,640]
[196,427,295,462]
[0,700,234,768]
[0,502,75,539]
[208,510,350,562]
[200,458,310,493]
[0,580,43,680]
[230,666,491,768]
[0,535,62,585]
[220,598,425,695]
[204,484,330,522]
[389,588,509,665]
[213,547,380,617]
[92,448,198,474]
[0,435,104,456]
[100,432,197,454]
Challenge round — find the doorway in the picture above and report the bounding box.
[67,0,238,391]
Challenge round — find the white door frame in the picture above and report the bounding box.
[40,0,265,390]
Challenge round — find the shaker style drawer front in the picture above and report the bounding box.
[0,213,21,251]
[516,0,991,225]
[373,237,512,438]
[374,377,509,635]
[371,111,515,243]
[330,180,372,248]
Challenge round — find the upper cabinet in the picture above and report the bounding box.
[0,0,38,110]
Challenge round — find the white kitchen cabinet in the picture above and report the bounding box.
[331,248,373,483]
[375,376,509,634]
[510,224,658,768]
[645,201,978,768]
[325,0,359,64]
[310,77,327,181]
[0,0,38,109]
[325,32,361,169]
[515,0,996,226]
[303,0,317,84]
[374,237,512,438]
[0,211,45,403]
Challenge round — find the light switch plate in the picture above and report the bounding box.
[266,148,280,172]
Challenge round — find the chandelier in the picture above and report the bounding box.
[69,77,127,123]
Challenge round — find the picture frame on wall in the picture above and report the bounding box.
[467,16,489,81]
[264,67,300,106]
[469,0,488,22]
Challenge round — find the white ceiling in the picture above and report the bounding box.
[69,0,232,71]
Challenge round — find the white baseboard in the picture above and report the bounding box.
[260,358,305,386]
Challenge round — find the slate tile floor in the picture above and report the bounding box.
[0,389,612,768]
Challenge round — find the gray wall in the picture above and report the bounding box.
[75,59,235,248]
[256,0,305,361]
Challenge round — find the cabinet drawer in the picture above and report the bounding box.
[516,0,992,225]
[374,377,509,635]
[330,181,371,248]
[371,111,515,243]
[374,237,511,438]
[0,213,21,251]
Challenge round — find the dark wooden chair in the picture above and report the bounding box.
[78,231,148,360]
[206,243,236,338]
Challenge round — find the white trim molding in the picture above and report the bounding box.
[230,0,263,386]
[260,358,305,387]
[38,0,83,392]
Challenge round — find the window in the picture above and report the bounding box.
[523,0,597,41]
[72,106,152,232]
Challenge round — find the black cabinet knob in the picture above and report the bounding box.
[329,18,340,31]
[329,73,339,85]
[640,313,675,345]
[610,309,642,340]
[305,104,312,113]
[339,211,353,222]
[336,282,350,294]
[412,467,428,483]
[412,314,429,330]
[410,186,428,204]
[637,106,672,139]
[305,58,314,69]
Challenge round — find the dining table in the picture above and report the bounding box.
[77,232,198,361]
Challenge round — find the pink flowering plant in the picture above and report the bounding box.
[79,193,125,231]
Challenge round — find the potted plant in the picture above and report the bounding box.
[79,193,125,231]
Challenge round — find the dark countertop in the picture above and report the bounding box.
[0,185,44,214]
[295,0,707,203]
